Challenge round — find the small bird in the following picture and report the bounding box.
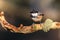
[30,11,44,23]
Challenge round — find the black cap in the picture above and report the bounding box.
[30,9,38,13]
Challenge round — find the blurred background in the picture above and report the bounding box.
[0,0,60,40]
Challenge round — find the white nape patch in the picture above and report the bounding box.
[32,13,38,16]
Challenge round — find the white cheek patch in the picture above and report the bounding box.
[32,13,38,16]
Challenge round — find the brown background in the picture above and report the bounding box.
[0,0,60,40]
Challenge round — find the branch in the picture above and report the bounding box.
[0,11,42,34]
[0,11,60,34]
